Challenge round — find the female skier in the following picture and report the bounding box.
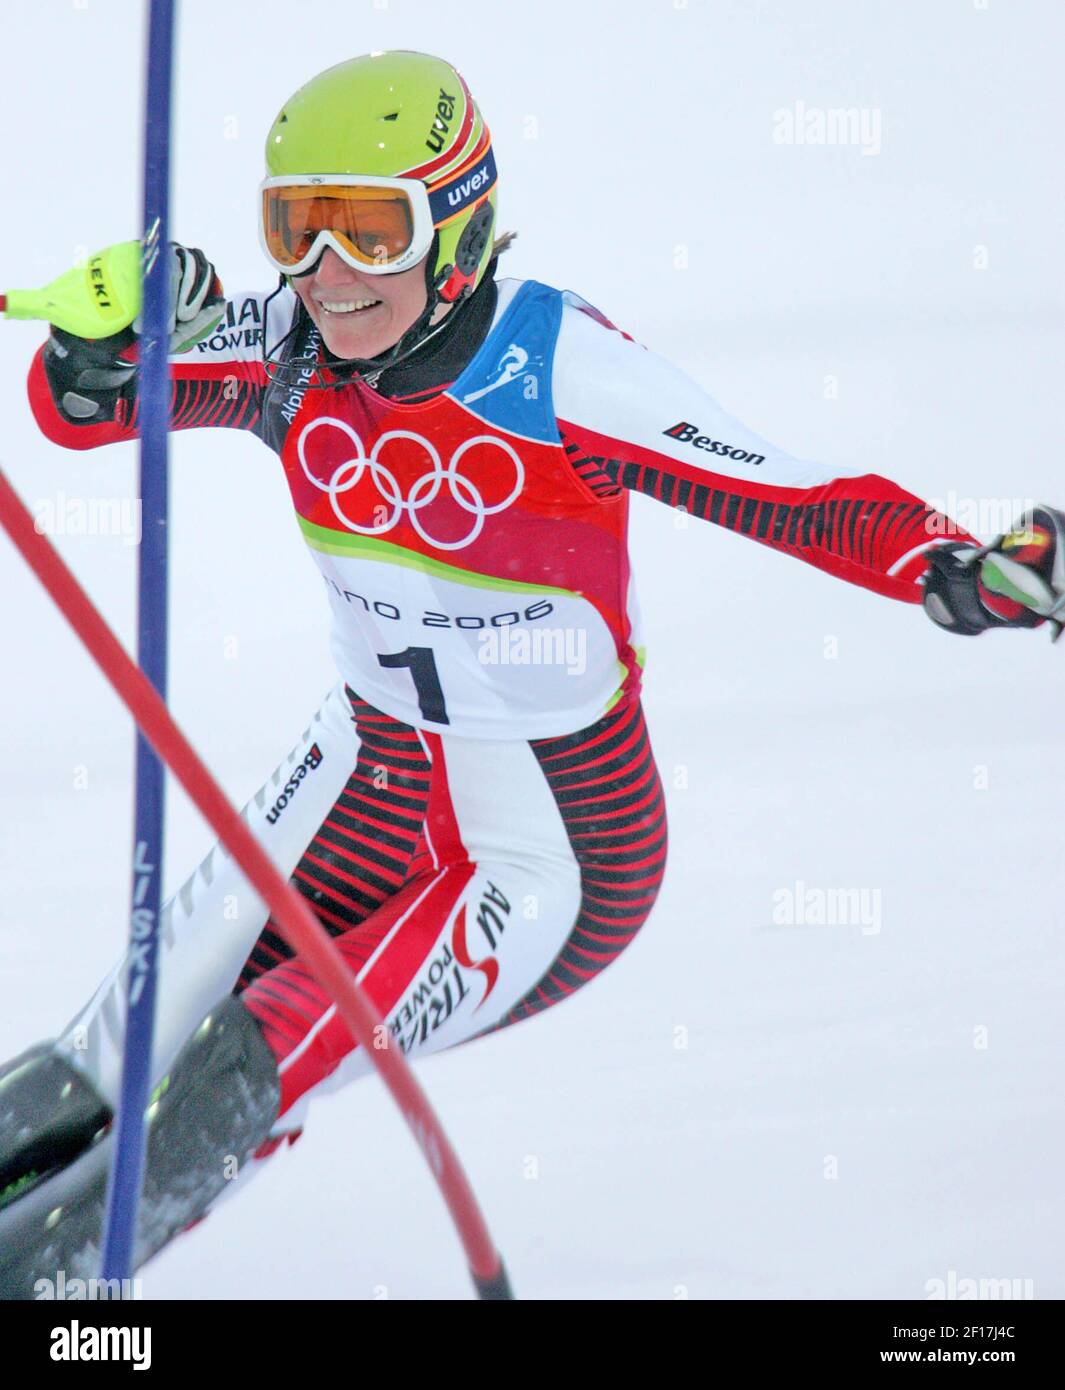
[1,50,1062,1293]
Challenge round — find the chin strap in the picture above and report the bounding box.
[324,261,471,389]
[261,264,468,392]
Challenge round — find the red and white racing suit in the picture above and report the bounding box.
[27,273,970,1137]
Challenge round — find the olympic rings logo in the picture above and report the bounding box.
[297,416,524,551]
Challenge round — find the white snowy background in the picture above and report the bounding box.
[0,0,1062,1299]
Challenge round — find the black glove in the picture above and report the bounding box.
[923,507,1065,638]
[42,325,137,425]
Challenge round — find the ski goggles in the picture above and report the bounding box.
[259,148,498,278]
[259,174,436,277]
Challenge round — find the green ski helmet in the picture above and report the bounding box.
[262,50,498,362]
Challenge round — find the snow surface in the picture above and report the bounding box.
[0,0,1062,1299]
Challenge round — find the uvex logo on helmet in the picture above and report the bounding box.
[425,89,457,153]
[427,149,498,222]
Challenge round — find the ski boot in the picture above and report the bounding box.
[0,994,280,1298]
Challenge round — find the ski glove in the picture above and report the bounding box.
[135,243,225,354]
[923,506,1065,639]
[41,242,224,425]
[43,325,138,424]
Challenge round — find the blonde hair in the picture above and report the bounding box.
[491,230,518,258]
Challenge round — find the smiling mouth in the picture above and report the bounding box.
[317,298,382,317]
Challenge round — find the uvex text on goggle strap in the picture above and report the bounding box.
[260,147,498,278]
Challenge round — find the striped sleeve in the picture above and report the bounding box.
[552,293,977,602]
[27,289,294,452]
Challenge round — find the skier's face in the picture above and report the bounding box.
[292,246,446,361]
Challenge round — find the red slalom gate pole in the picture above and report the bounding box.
[0,467,513,1300]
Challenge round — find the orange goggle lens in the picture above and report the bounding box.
[262,185,417,269]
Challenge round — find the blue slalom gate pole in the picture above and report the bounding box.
[100,0,176,1284]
